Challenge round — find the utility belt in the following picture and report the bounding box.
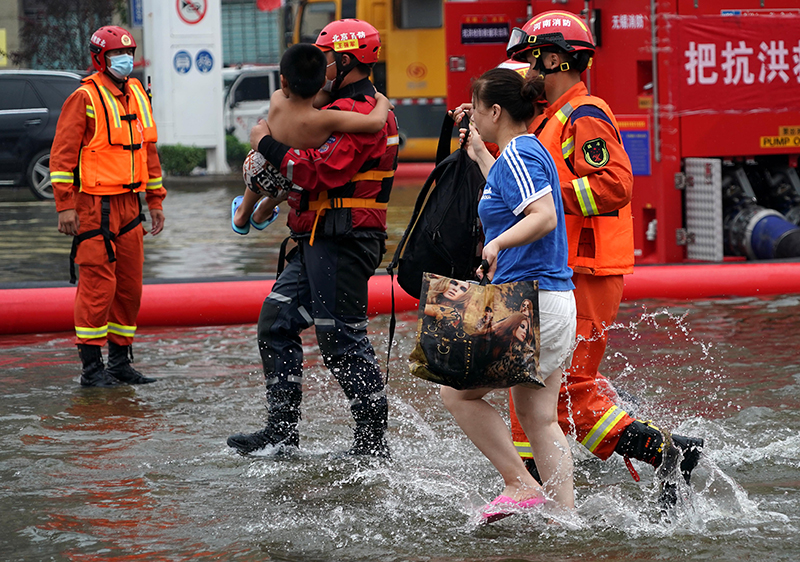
[69,194,145,284]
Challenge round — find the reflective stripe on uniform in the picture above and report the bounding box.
[349,388,387,407]
[50,171,74,184]
[266,375,303,386]
[129,83,153,129]
[555,102,575,125]
[581,405,628,453]
[98,85,122,128]
[514,440,534,459]
[297,305,314,326]
[267,291,292,304]
[146,176,163,190]
[562,136,575,159]
[86,105,95,118]
[75,325,108,339]
[108,322,136,338]
[572,176,599,216]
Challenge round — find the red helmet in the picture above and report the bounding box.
[506,11,594,65]
[315,19,381,64]
[89,26,136,72]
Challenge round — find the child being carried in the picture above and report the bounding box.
[232,43,391,234]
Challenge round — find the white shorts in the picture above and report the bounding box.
[537,289,577,379]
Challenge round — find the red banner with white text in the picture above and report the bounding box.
[665,15,800,115]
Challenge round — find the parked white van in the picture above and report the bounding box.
[222,65,281,144]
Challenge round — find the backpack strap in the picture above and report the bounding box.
[435,113,456,165]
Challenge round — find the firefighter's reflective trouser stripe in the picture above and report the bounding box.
[510,273,634,461]
[73,191,144,347]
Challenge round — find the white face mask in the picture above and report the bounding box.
[322,59,337,92]
[107,54,134,79]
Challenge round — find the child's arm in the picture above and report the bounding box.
[316,92,391,135]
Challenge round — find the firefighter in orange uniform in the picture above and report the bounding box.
[505,11,703,500]
[50,26,166,387]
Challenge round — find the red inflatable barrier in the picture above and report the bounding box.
[395,162,434,183]
[1,263,799,336]
[0,275,420,336]
[621,262,800,301]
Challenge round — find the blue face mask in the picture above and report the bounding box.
[107,54,134,79]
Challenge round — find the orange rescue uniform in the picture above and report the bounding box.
[50,72,166,347]
[511,82,635,460]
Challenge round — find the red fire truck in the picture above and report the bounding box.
[444,0,800,267]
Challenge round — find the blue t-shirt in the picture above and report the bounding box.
[478,134,574,291]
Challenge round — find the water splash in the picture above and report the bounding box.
[2,298,800,560]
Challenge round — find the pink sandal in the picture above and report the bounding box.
[481,494,546,524]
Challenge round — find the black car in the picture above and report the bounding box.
[0,70,83,200]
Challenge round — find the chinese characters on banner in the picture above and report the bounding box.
[667,15,800,114]
[612,14,646,29]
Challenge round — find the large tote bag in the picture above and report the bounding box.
[409,272,543,390]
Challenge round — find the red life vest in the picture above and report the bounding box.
[286,95,400,242]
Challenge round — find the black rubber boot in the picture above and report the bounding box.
[615,420,704,509]
[107,342,156,384]
[78,344,120,387]
[227,382,301,455]
[615,420,666,467]
[672,433,704,485]
[347,396,390,459]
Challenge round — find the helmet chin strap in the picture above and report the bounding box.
[332,53,360,91]
[533,53,572,75]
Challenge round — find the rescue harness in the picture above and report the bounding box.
[306,168,393,246]
[69,194,145,284]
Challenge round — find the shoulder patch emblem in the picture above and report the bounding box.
[582,138,610,168]
[318,136,336,153]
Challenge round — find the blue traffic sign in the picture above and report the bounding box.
[128,0,144,27]
[196,50,214,73]
[130,0,144,27]
[174,50,192,74]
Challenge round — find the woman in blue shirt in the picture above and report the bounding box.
[440,68,577,519]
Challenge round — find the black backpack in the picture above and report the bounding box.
[387,114,485,299]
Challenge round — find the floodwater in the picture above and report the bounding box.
[1,180,800,561]
[0,176,419,285]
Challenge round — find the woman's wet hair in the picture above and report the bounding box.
[471,67,545,123]
[280,43,327,99]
